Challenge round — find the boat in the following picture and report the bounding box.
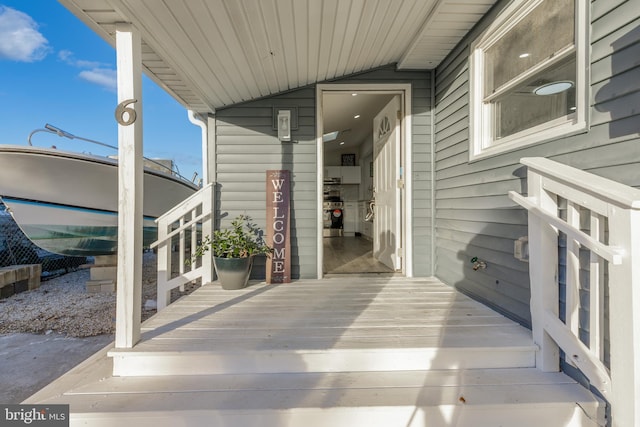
[0,144,199,256]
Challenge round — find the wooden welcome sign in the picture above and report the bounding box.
[266,170,291,283]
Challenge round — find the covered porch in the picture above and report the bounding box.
[45,1,639,425]
[26,276,601,426]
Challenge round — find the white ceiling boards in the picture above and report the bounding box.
[60,0,496,112]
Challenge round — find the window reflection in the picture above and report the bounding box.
[493,56,576,140]
[484,0,574,96]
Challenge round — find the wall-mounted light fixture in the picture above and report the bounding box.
[277,110,291,142]
[273,107,298,142]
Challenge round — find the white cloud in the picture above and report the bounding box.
[58,49,72,62]
[0,6,50,62]
[79,68,117,91]
[58,49,104,68]
[59,50,116,90]
[76,58,104,68]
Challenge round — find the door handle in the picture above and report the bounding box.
[365,200,375,222]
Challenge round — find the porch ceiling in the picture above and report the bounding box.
[60,0,496,113]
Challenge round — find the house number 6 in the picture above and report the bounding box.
[115,99,138,126]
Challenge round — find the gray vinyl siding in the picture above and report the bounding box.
[433,0,640,327]
[214,66,433,279]
[215,88,317,279]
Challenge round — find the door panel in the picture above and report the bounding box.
[373,96,401,270]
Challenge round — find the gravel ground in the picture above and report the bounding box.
[0,252,200,337]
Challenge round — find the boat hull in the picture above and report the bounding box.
[0,145,198,256]
[1,197,158,256]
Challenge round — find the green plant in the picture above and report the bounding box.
[191,215,271,262]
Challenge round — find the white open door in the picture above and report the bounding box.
[372,96,402,271]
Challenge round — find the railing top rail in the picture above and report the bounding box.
[155,182,214,223]
[150,210,210,249]
[509,191,623,264]
[521,157,640,209]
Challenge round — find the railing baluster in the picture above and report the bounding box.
[589,211,605,361]
[178,215,185,291]
[181,216,186,274]
[156,218,172,309]
[191,207,197,272]
[565,201,580,349]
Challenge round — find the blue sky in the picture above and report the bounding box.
[0,1,203,179]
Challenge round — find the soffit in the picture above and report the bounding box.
[60,0,496,113]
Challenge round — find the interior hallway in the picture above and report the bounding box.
[323,236,394,275]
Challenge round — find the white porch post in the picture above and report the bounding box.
[115,23,143,349]
[608,205,640,427]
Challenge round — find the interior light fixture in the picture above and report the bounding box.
[339,141,345,145]
[323,131,339,142]
[519,53,530,58]
[533,80,574,96]
[352,93,358,96]
[354,114,360,119]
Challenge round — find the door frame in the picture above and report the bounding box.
[316,83,413,278]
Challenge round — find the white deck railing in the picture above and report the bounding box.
[150,182,214,310]
[509,157,640,427]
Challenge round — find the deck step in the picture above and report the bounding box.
[39,369,603,426]
[27,278,604,425]
[109,345,536,376]
[109,279,538,376]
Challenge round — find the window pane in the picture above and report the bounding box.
[484,0,575,96]
[493,56,576,140]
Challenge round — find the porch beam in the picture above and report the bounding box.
[114,23,143,349]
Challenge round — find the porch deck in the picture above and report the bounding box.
[26,277,603,426]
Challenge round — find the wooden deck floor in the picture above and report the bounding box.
[106,276,536,376]
[26,277,603,426]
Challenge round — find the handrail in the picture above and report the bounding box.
[509,191,624,264]
[520,157,640,209]
[511,157,640,427]
[154,183,214,310]
[149,211,209,249]
[155,182,214,221]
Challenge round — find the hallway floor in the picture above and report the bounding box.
[323,236,394,275]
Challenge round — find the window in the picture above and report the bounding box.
[469,0,588,160]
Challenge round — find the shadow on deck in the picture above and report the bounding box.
[25,276,603,426]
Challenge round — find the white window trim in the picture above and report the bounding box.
[469,0,590,161]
